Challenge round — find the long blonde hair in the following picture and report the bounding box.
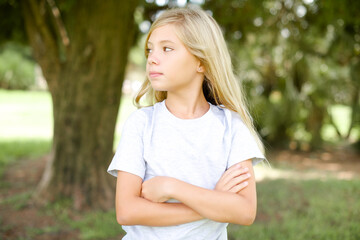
[135,7,264,153]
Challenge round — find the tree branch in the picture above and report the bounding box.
[46,0,70,49]
[22,0,61,88]
[26,0,58,55]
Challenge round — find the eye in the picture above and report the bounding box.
[163,47,173,52]
[146,48,153,54]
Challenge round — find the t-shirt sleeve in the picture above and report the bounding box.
[227,112,266,169]
[107,110,147,179]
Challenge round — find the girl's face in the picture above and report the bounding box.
[146,24,203,93]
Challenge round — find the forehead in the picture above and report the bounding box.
[147,24,181,44]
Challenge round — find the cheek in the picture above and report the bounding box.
[178,60,198,79]
[174,53,197,74]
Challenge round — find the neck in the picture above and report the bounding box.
[165,88,209,119]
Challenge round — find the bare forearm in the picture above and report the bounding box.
[117,196,203,226]
[169,179,256,225]
[116,171,203,227]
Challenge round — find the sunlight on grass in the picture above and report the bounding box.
[0,90,53,139]
[254,163,358,182]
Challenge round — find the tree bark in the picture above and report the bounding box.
[22,0,138,209]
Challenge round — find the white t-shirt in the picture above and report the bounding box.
[107,100,265,240]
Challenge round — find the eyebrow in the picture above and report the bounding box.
[147,40,176,45]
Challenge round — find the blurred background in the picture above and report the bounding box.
[0,0,359,239]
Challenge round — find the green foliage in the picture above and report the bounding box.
[0,0,26,44]
[203,0,360,148]
[137,0,360,148]
[0,43,36,90]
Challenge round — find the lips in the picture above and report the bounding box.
[149,71,163,78]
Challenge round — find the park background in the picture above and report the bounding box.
[0,0,359,239]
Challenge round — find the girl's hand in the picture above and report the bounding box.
[215,163,251,193]
[141,176,174,203]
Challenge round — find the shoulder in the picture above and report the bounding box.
[123,105,155,131]
[214,106,246,130]
[128,105,154,121]
[220,107,257,143]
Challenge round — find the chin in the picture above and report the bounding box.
[150,82,168,92]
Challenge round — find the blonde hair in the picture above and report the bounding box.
[135,7,265,153]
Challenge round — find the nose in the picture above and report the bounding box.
[147,52,159,65]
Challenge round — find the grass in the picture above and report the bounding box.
[0,89,53,140]
[33,178,359,240]
[64,210,124,239]
[228,179,360,240]
[17,178,355,240]
[43,198,125,239]
[0,89,359,239]
[0,139,51,178]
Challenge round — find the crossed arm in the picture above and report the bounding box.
[115,159,257,227]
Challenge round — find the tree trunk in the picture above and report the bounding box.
[21,0,138,209]
[307,97,325,149]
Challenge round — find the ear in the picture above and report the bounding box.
[197,63,205,73]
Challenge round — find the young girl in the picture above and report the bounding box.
[107,7,266,240]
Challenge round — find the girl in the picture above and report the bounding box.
[107,7,266,240]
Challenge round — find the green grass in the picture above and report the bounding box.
[228,179,360,240]
[0,89,53,140]
[0,139,51,178]
[64,210,124,239]
[37,179,359,240]
[42,198,124,239]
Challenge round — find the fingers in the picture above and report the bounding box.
[228,181,249,193]
[215,164,250,192]
[224,173,251,192]
[220,166,249,188]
